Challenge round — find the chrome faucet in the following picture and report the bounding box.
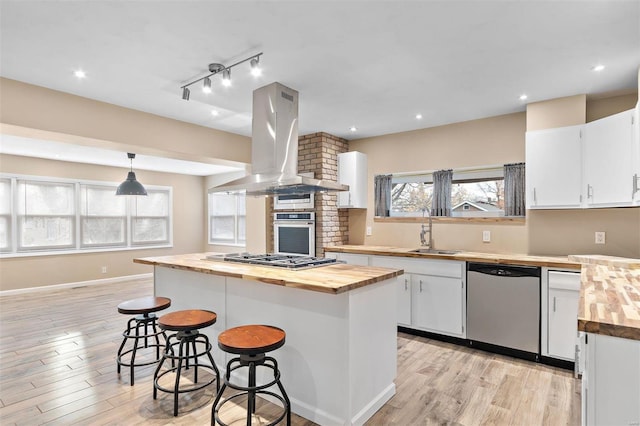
[419,208,433,249]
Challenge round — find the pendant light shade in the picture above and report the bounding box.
[116,153,147,196]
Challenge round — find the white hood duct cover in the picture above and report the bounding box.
[212,82,349,196]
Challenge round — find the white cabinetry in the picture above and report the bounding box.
[546,270,580,360]
[525,125,583,209]
[525,108,640,209]
[582,333,640,426]
[371,255,466,338]
[326,252,370,266]
[337,151,367,209]
[584,109,638,207]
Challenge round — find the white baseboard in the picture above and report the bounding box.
[0,273,153,297]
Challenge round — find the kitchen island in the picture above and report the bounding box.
[134,253,403,426]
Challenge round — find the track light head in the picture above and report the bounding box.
[250,56,261,77]
[203,77,212,94]
[222,68,231,87]
[182,87,190,100]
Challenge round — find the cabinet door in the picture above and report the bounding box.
[584,109,635,207]
[337,151,367,208]
[397,274,411,326]
[412,274,464,336]
[525,125,583,208]
[548,287,579,360]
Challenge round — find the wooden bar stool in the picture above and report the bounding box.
[116,296,171,386]
[211,325,291,426]
[153,309,220,416]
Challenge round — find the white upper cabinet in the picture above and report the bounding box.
[584,109,638,207]
[337,151,367,209]
[526,125,583,209]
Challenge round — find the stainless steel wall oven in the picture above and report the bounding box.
[273,212,315,257]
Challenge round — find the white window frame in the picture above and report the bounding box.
[0,178,13,253]
[208,190,246,246]
[390,165,508,218]
[79,183,128,248]
[1,173,173,258]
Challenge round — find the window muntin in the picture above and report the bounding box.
[208,191,246,245]
[17,180,75,250]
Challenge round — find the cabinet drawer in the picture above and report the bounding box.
[549,270,580,291]
[371,256,463,278]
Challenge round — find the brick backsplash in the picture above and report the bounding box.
[267,132,349,257]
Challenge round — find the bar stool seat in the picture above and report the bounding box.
[153,309,220,417]
[116,296,171,386]
[211,325,291,426]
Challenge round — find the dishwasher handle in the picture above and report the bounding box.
[467,262,541,278]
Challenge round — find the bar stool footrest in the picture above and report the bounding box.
[213,390,288,426]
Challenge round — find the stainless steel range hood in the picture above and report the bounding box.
[213,82,349,196]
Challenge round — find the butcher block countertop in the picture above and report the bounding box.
[570,255,640,341]
[134,253,402,295]
[324,245,581,269]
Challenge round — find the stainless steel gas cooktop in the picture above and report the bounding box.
[204,253,338,270]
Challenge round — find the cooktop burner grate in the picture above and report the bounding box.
[205,253,339,269]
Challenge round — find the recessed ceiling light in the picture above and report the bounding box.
[74,69,86,79]
[211,110,219,116]
[519,94,528,101]
[592,64,605,72]
[415,114,423,120]
[349,126,357,132]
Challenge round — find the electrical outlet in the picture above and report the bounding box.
[366,226,372,236]
[101,266,107,274]
[482,230,491,243]
[595,231,606,244]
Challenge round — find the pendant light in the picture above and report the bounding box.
[116,153,147,196]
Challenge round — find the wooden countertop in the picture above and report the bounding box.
[134,253,402,295]
[324,245,581,269]
[569,255,640,341]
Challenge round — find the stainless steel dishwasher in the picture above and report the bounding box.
[467,262,541,358]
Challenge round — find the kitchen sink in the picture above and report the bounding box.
[410,248,461,255]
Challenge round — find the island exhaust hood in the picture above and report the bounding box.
[212,82,349,196]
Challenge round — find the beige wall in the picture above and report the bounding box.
[0,154,205,291]
[349,112,529,254]
[0,79,255,291]
[349,93,640,257]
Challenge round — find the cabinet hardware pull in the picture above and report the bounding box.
[404,278,408,290]
[419,280,423,292]
[533,188,537,204]
[553,296,556,312]
[587,184,593,199]
[633,174,639,199]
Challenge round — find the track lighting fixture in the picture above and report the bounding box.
[179,52,263,100]
[203,77,212,93]
[116,153,147,196]
[250,56,261,76]
[221,68,231,87]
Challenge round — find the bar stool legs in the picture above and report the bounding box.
[211,325,290,426]
[153,310,220,417]
[116,296,171,386]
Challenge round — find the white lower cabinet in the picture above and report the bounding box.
[326,252,370,266]
[372,255,466,338]
[582,333,640,426]
[546,270,581,360]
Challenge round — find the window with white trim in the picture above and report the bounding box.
[208,191,246,246]
[1,174,172,256]
[0,178,12,252]
[390,166,509,218]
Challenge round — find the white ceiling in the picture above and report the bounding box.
[1,1,639,170]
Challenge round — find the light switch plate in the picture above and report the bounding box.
[595,231,606,244]
[482,230,491,243]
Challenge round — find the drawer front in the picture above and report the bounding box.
[371,255,463,278]
[548,270,580,291]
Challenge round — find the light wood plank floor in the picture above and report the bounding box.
[0,278,580,425]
